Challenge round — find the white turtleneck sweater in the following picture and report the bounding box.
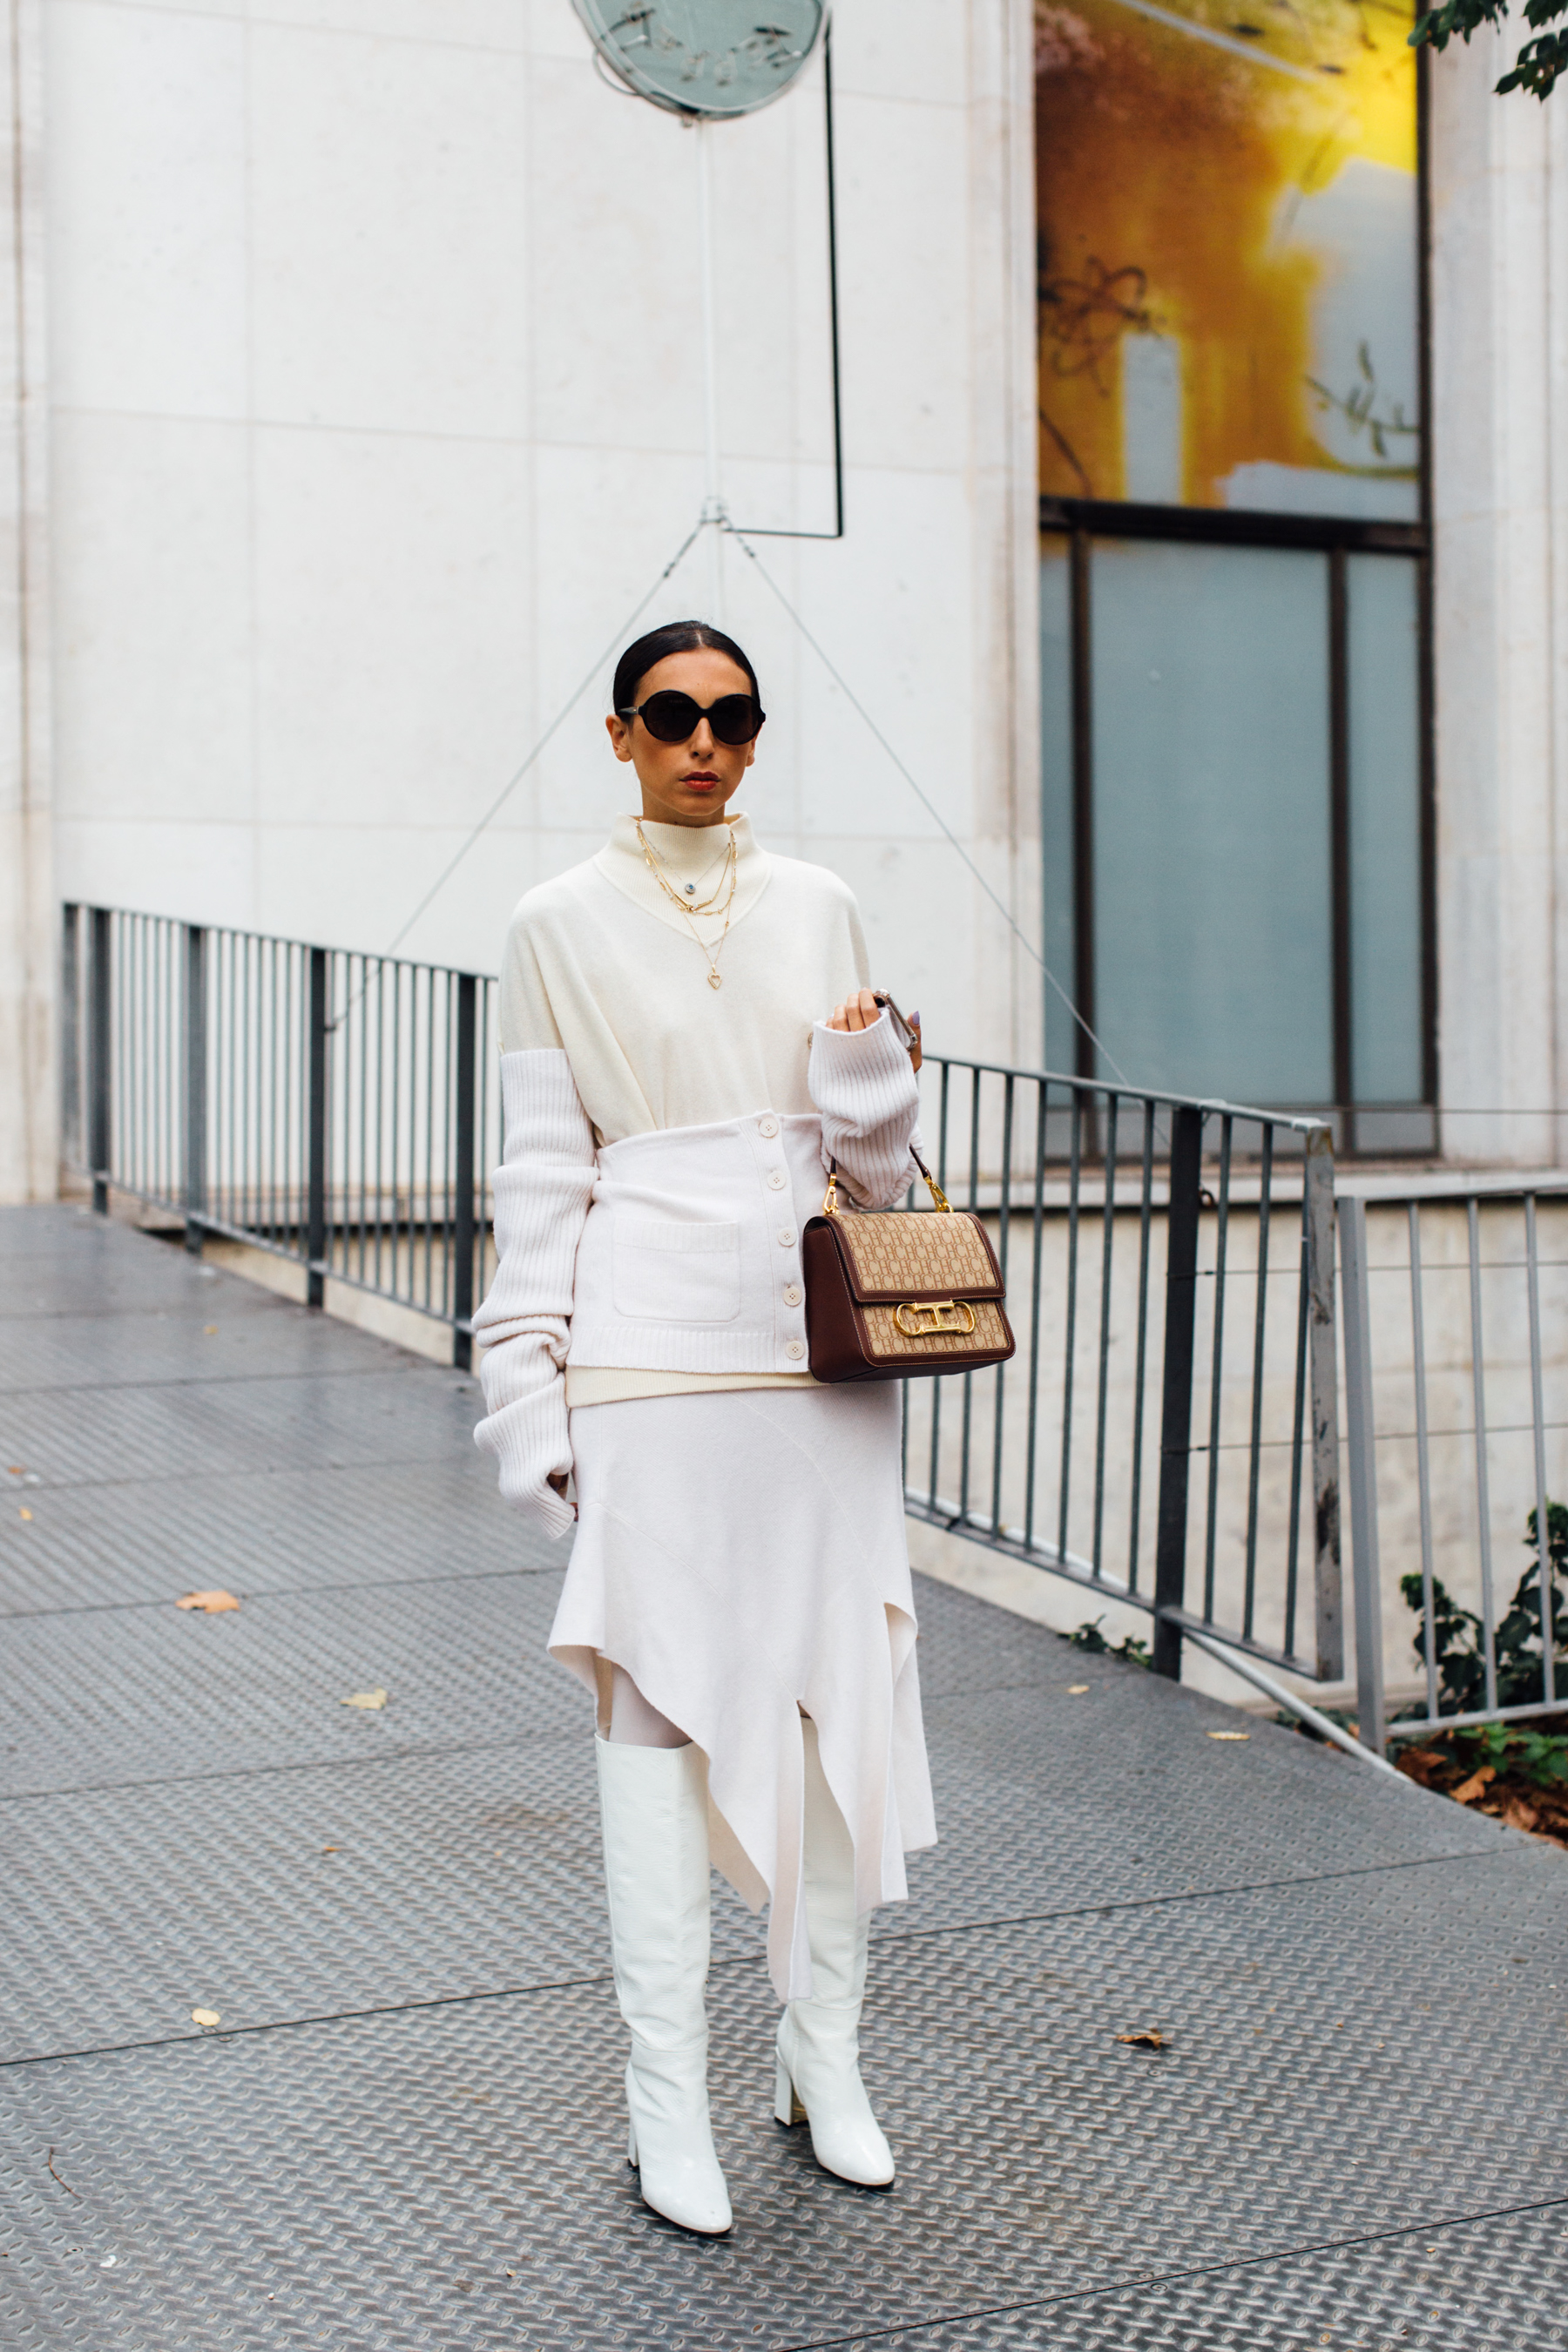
[500,813,869,1142]
[485,812,916,1418]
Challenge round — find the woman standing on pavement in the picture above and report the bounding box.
[471,618,935,2235]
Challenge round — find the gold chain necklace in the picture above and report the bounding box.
[635,820,736,916]
[635,820,740,990]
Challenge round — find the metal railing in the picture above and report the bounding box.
[62,902,1342,1688]
[909,1059,1342,1685]
[61,906,499,1366]
[1340,1181,1568,1751]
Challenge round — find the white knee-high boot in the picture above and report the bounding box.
[596,1736,733,2236]
[774,1719,895,2186]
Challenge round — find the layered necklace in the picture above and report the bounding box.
[634,819,740,990]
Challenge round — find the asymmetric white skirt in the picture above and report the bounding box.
[547,1382,936,2002]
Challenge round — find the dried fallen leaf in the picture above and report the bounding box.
[321,1845,341,1855]
[176,1589,240,1612]
[1207,1730,1250,1741]
[342,1688,388,1711]
[1116,2029,1169,2050]
[190,2008,221,2029]
[202,1325,219,1337]
[18,1508,31,1522]
[1066,1684,1090,1695]
[1500,1794,1542,1833]
[1451,1764,1497,1806]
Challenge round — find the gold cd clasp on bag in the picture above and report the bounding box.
[893,1298,977,1339]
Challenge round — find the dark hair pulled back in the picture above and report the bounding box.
[612,619,761,717]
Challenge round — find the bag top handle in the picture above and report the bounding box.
[823,1150,951,1220]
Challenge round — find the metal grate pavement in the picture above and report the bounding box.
[2,1205,1565,2349]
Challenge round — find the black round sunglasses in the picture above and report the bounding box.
[618,690,766,747]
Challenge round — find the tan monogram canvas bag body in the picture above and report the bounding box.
[801,1149,1016,1384]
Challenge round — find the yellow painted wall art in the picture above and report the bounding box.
[1035,0,1421,517]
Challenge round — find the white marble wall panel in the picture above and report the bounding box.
[834,90,970,476]
[251,426,535,839]
[0,0,52,1204]
[1429,38,1568,1166]
[50,413,253,827]
[44,3,247,417]
[38,1,1044,1133]
[52,814,255,925]
[248,23,530,439]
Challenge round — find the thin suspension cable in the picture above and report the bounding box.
[727,524,1130,1086]
[372,504,1121,1092]
[377,522,704,970]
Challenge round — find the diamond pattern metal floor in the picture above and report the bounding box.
[2,1205,1564,2349]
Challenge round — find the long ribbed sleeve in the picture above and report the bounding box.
[808,1010,922,1210]
[472,1049,597,1539]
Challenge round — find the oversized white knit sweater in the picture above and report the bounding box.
[472,814,922,1538]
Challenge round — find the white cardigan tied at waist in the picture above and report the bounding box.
[473,1010,921,1537]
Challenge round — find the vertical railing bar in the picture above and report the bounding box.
[58,907,79,1172]
[1058,1091,1084,1563]
[1126,1098,1156,1594]
[90,907,111,1214]
[307,946,328,1309]
[1339,1195,1387,1755]
[1409,1201,1438,1722]
[1305,1125,1343,1682]
[957,1068,982,1525]
[926,1060,951,1513]
[125,917,136,1196]
[241,936,253,1235]
[353,957,366,1287]
[989,1073,1015,1537]
[1525,1193,1555,1709]
[1468,1194,1497,1713]
[1152,1102,1204,1679]
[1201,1115,1233,1623]
[1023,1078,1047,1551]
[269,941,281,1247]
[131,916,140,1194]
[163,923,172,1203]
[424,966,439,1310]
[381,958,394,1295]
[1282,1181,1311,1661]
[143,922,153,1200]
[1241,1122,1274,1640]
[183,925,206,1254]
[1091,1091,1119,1577]
[129,916,138,1193]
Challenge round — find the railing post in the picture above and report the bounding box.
[1305,1124,1343,1680]
[60,905,82,1172]
[452,971,477,1371]
[182,924,207,1254]
[89,906,112,1216]
[1338,1195,1387,1756]
[307,946,328,1309]
[1152,1102,1203,1678]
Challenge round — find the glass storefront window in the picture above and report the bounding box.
[1036,0,1430,1134]
[1092,540,1335,1102]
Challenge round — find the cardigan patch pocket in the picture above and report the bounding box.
[612,1219,743,1324]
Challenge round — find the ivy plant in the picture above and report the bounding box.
[1410,0,1568,99]
[1399,1500,1568,1713]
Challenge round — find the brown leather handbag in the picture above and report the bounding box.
[802,1149,1015,1384]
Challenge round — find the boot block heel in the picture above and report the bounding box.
[774,2055,807,2127]
[627,2117,639,2169]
